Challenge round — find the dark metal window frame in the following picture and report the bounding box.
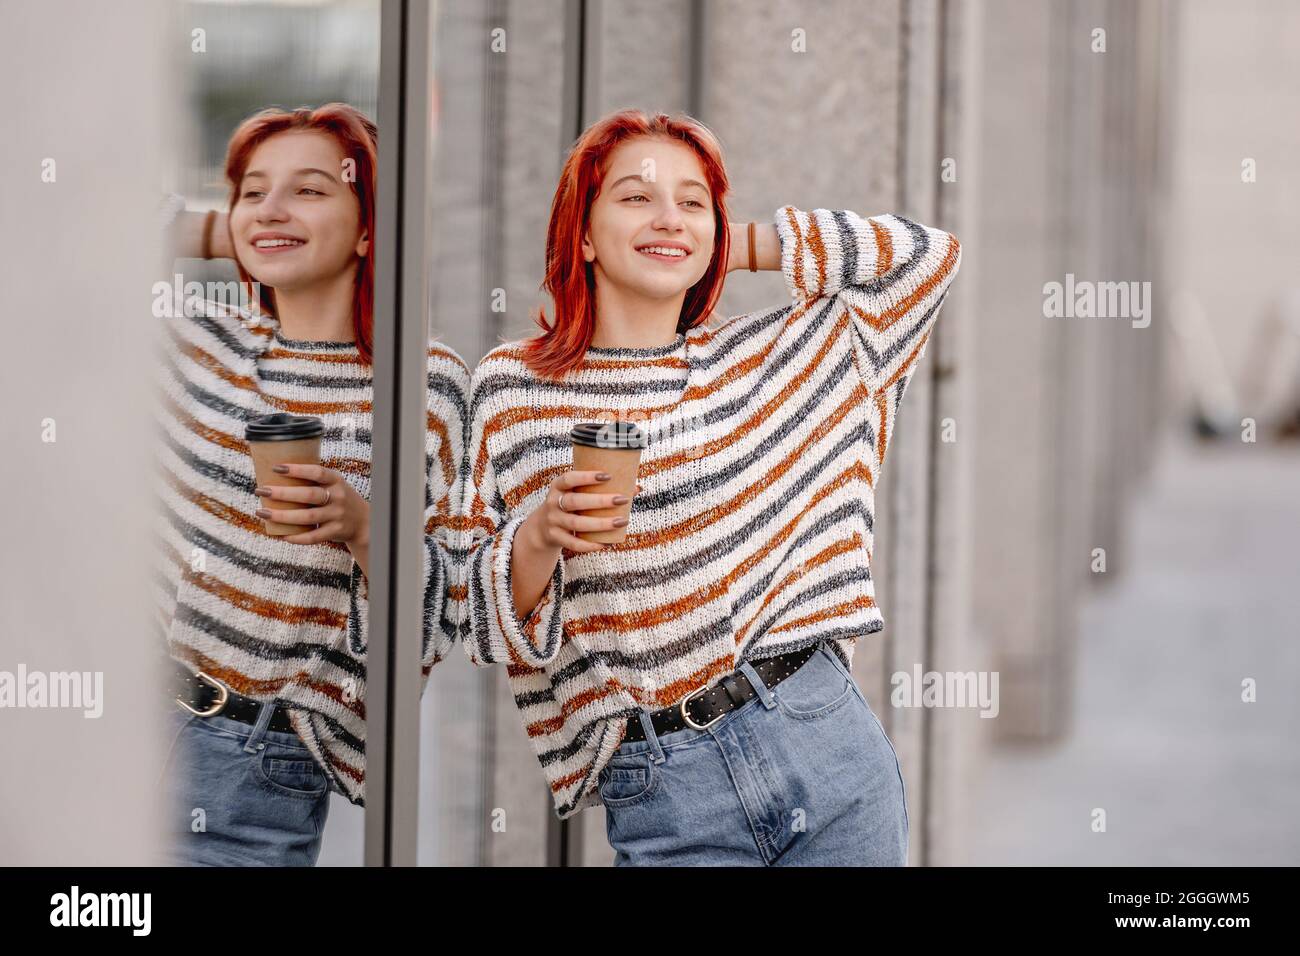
[366,0,438,867]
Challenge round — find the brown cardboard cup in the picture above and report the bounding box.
[245,413,325,536]
[569,420,647,544]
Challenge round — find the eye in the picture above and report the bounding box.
[299,187,324,196]
[683,199,706,209]
[623,194,649,203]
[242,190,264,199]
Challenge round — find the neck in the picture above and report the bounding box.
[271,266,357,343]
[588,277,685,350]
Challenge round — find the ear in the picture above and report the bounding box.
[355,230,370,258]
[581,227,595,263]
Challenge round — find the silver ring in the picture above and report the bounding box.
[323,488,331,505]
[559,492,568,512]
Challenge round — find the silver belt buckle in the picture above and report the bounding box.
[175,670,229,718]
[680,682,725,731]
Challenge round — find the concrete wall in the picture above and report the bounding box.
[0,0,169,865]
[966,0,1172,761]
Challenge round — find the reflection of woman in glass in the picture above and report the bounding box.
[459,109,960,865]
[156,103,467,865]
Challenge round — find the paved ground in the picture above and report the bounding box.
[966,429,1300,865]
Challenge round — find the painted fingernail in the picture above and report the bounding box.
[613,517,628,527]
[596,472,611,481]
[256,508,271,518]
[272,464,289,474]
[254,487,272,497]
[613,495,630,504]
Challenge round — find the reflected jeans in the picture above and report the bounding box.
[157,698,330,866]
[600,640,909,866]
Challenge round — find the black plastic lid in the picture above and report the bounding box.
[245,412,325,442]
[570,420,647,450]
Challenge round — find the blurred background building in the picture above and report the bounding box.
[4,0,1297,866]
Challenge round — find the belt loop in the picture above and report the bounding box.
[636,710,666,764]
[738,659,777,709]
[243,698,276,753]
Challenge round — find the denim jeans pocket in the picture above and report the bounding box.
[598,753,658,806]
[254,748,328,799]
[772,647,855,720]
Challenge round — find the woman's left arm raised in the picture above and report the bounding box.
[727,207,962,395]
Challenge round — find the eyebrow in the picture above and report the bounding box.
[243,167,340,184]
[608,174,710,193]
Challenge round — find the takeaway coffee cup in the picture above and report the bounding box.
[569,420,647,544]
[245,412,325,536]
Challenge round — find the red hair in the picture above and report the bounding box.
[223,103,378,365]
[522,109,732,380]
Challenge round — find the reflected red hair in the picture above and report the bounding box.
[223,103,378,365]
[522,109,731,380]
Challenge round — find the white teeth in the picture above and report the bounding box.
[638,246,686,257]
[255,238,304,248]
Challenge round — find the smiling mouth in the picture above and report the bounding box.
[636,245,689,261]
[253,238,307,252]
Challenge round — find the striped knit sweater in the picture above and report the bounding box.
[456,205,962,818]
[152,295,467,805]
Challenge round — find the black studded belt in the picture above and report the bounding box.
[170,660,296,735]
[621,642,821,744]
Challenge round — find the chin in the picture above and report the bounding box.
[245,266,313,291]
[630,276,695,300]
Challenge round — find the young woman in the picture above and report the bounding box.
[458,108,961,866]
[154,103,467,865]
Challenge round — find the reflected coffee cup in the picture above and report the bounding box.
[569,420,647,544]
[245,412,325,536]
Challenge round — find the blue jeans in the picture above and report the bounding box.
[157,698,330,866]
[600,640,909,866]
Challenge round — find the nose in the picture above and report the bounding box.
[651,199,685,232]
[255,189,290,223]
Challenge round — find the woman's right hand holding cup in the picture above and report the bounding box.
[509,469,642,622]
[524,470,639,555]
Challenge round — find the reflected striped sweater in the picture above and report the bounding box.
[152,296,467,805]
[456,205,962,818]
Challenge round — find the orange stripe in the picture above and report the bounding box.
[764,594,878,636]
[160,392,246,455]
[262,346,360,365]
[526,678,624,737]
[261,393,372,416]
[782,206,808,298]
[426,407,457,508]
[805,210,828,294]
[870,219,894,276]
[165,331,260,395]
[549,763,592,793]
[874,390,890,468]
[845,231,960,334]
[159,534,349,630]
[733,531,869,645]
